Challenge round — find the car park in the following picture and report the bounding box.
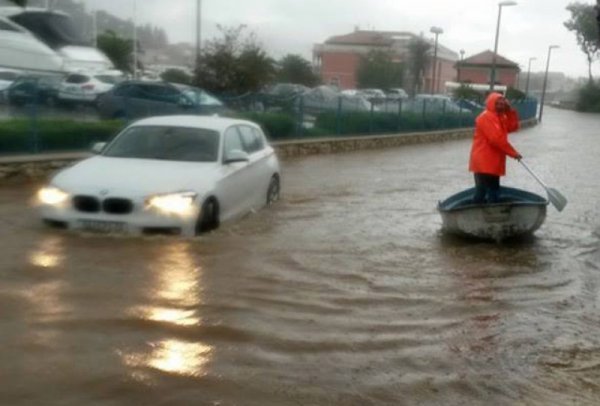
[57,70,124,105]
[6,74,62,106]
[0,68,21,102]
[96,81,229,119]
[37,115,281,237]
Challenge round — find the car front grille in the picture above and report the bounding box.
[73,195,101,213]
[103,198,133,214]
[73,195,134,215]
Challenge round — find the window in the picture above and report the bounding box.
[223,127,244,159]
[103,126,219,162]
[65,74,90,84]
[0,20,21,32]
[238,126,264,154]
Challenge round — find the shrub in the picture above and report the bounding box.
[0,119,124,154]
[576,82,600,112]
[235,112,296,140]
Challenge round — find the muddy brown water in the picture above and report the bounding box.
[0,107,599,405]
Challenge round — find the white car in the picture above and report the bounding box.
[38,116,281,236]
[58,70,124,104]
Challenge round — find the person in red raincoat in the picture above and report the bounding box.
[469,92,522,204]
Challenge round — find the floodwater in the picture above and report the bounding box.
[0,107,599,405]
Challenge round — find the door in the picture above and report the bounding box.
[216,126,253,221]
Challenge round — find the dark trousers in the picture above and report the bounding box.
[473,173,500,204]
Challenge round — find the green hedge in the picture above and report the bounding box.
[235,112,297,140]
[314,111,477,136]
[0,119,124,154]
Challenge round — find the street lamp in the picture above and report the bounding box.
[196,0,202,69]
[489,1,517,92]
[538,45,559,123]
[430,26,443,94]
[524,56,536,97]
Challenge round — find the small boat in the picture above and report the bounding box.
[438,186,548,241]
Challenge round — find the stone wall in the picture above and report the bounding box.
[0,119,537,183]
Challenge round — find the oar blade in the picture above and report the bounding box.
[547,187,567,212]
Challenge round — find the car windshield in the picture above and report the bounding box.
[103,126,220,162]
[181,88,223,106]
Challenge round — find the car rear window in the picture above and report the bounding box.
[66,74,90,84]
[95,75,122,84]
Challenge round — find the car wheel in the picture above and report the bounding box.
[195,198,219,234]
[266,175,280,205]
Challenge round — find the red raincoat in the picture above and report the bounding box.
[469,92,520,176]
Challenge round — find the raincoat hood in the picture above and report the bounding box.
[485,92,504,113]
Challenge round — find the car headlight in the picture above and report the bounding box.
[145,191,197,216]
[38,186,69,206]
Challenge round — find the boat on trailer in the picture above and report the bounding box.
[438,186,548,241]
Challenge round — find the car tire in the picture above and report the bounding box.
[195,198,219,234]
[266,175,280,205]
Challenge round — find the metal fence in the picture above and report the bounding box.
[0,81,539,156]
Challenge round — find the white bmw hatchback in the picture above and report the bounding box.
[38,115,281,236]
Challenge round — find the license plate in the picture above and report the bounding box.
[78,219,126,233]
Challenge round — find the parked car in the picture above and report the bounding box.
[96,81,229,119]
[57,70,124,105]
[6,74,62,106]
[455,98,484,112]
[386,88,409,100]
[358,88,386,103]
[298,85,373,113]
[37,115,281,236]
[0,68,21,102]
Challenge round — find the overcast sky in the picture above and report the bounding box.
[84,0,598,79]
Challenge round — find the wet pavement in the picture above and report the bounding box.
[0,107,599,405]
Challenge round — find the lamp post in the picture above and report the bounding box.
[196,0,202,69]
[489,1,517,92]
[538,45,559,123]
[524,56,536,97]
[133,0,137,79]
[430,26,443,94]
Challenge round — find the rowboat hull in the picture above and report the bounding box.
[438,187,548,241]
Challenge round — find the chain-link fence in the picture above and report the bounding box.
[0,78,538,156]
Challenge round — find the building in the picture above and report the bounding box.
[456,50,520,88]
[313,29,458,93]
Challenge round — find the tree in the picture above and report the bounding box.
[276,54,319,86]
[161,68,192,85]
[6,0,27,6]
[195,25,275,95]
[356,50,404,90]
[97,30,134,73]
[406,36,431,95]
[564,2,599,82]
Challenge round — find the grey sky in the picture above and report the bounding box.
[84,0,596,79]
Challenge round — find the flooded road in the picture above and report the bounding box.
[1,107,599,405]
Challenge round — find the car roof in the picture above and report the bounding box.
[130,115,259,132]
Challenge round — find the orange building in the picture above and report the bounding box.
[313,30,458,93]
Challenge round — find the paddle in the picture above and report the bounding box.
[519,160,567,212]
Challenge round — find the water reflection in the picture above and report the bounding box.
[124,242,212,376]
[129,242,203,326]
[29,235,64,269]
[148,340,213,376]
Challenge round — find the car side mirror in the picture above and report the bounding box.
[91,142,106,154]
[224,149,249,164]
